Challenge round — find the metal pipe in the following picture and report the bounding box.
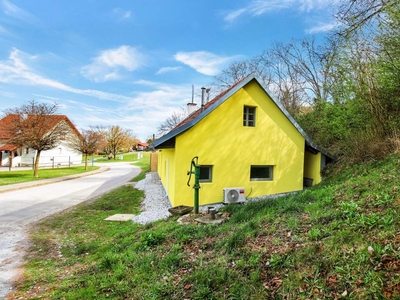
[187,156,200,214]
[201,87,206,112]
[193,161,200,214]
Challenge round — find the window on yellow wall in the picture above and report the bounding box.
[199,165,212,182]
[250,165,273,181]
[243,106,256,127]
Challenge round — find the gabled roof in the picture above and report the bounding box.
[0,143,18,151]
[0,114,18,139]
[0,114,82,141]
[137,142,149,147]
[152,75,331,158]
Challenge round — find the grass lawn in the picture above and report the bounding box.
[0,166,100,186]
[9,154,400,299]
[93,152,140,163]
[131,152,151,182]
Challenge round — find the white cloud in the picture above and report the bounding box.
[306,21,340,34]
[81,45,147,82]
[224,8,247,22]
[0,0,37,23]
[0,48,135,102]
[64,82,193,139]
[224,0,336,22]
[156,66,182,75]
[112,8,131,20]
[0,48,197,140]
[174,51,241,76]
[0,24,10,35]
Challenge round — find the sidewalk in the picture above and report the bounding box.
[0,167,109,194]
[0,166,34,172]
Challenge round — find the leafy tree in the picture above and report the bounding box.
[3,100,71,178]
[330,0,400,158]
[68,129,102,170]
[96,125,135,160]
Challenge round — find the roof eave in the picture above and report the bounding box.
[152,75,256,149]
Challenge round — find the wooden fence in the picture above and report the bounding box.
[150,152,158,171]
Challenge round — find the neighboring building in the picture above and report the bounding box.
[136,142,149,151]
[0,114,82,167]
[152,75,332,207]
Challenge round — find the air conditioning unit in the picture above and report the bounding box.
[223,187,246,204]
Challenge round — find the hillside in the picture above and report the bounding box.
[10,154,400,299]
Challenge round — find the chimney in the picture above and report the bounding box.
[187,102,197,115]
[201,87,206,111]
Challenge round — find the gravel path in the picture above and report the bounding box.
[132,172,172,224]
[0,226,29,299]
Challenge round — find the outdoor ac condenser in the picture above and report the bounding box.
[223,187,246,204]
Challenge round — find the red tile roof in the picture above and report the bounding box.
[0,143,18,151]
[0,114,82,140]
[0,114,18,139]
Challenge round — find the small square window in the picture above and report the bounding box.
[250,165,273,181]
[243,106,256,127]
[199,165,212,182]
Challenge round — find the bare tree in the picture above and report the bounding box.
[157,107,187,137]
[68,129,102,170]
[3,100,70,178]
[212,37,335,116]
[213,61,254,90]
[337,0,397,37]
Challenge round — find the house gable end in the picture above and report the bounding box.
[152,75,331,159]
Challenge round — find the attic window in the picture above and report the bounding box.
[250,165,273,181]
[243,106,256,127]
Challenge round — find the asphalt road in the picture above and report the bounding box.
[0,162,140,299]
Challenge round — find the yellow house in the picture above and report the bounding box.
[152,75,332,207]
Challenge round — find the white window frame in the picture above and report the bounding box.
[243,106,256,127]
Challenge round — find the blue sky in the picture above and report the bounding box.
[0,0,338,141]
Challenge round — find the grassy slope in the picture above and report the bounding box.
[10,154,400,299]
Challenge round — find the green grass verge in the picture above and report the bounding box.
[93,152,139,163]
[131,152,151,182]
[0,166,100,186]
[10,154,400,299]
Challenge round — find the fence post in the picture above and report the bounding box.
[69,156,71,167]
[52,157,54,169]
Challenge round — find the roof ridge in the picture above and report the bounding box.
[172,74,252,132]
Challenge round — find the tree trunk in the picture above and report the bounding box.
[85,153,88,170]
[34,150,41,178]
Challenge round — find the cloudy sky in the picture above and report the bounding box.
[0,0,338,141]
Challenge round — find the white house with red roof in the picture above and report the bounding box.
[0,114,82,168]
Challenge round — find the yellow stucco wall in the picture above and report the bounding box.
[157,148,176,204]
[158,80,308,207]
[304,151,322,185]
